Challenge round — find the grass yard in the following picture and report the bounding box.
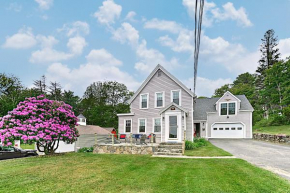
[0,153,289,193]
[20,143,35,150]
[253,125,290,135]
[185,141,232,157]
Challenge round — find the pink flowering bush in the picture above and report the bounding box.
[0,95,79,154]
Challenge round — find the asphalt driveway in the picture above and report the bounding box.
[210,139,290,180]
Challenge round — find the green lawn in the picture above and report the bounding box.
[20,143,35,150]
[0,153,289,193]
[253,125,290,135]
[185,141,232,157]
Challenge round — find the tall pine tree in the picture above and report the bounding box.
[256,29,281,119]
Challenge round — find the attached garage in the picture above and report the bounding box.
[211,123,245,138]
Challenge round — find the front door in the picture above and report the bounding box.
[165,112,181,142]
[169,116,178,139]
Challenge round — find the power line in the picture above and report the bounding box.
[193,0,204,96]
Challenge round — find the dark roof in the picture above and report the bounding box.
[77,114,86,119]
[193,95,254,120]
[76,125,111,135]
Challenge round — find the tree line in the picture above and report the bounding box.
[0,74,133,130]
[213,29,290,126]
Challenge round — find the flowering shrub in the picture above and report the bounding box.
[0,95,79,154]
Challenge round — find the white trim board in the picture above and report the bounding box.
[117,113,135,116]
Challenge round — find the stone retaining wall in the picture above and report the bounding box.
[93,144,157,155]
[253,133,290,145]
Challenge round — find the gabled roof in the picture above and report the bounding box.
[193,95,254,120]
[128,64,195,104]
[159,102,189,115]
[77,114,86,119]
[215,91,241,104]
[76,125,111,135]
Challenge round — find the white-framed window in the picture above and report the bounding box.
[228,103,236,115]
[140,93,149,109]
[138,118,146,133]
[124,119,132,133]
[171,90,181,105]
[153,118,161,133]
[220,102,236,116]
[155,92,164,108]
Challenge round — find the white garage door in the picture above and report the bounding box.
[211,123,244,138]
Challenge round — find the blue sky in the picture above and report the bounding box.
[1,0,290,97]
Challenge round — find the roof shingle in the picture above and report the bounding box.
[193,95,254,120]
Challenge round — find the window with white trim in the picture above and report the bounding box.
[153,118,161,133]
[139,119,146,133]
[220,102,236,115]
[155,92,164,108]
[125,120,132,133]
[172,90,180,105]
[228,103,236,115]
[140,94,148,109]
[221,103,227,115]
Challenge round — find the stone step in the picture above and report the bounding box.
[159,142,183,146]
[157,149,182,153]
[154,152,183,156]
[157,145,182,149]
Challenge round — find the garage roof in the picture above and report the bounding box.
[193,95,254,120]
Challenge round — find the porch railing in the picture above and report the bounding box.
[94,133,161,146]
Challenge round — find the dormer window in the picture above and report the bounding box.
[140,93,149,109]
[220,102,236,116]
[221,103,227,115]
[228,103,236,115]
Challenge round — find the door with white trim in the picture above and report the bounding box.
[165,112,181,142]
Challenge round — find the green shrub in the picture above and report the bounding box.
[255,114,290,127]
[78,147,94,153]
[185,140,195,150]
[185,138,208,150]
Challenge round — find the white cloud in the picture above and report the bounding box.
[93,0,122,25]
[182,0,252,27]
[41,15,49,20]
[30,48,72,64]
[112,22,180,73]
[2,27,37,49]
[211,2,253,27]
[67,36,87,55]
[46,49,139,95]
[35,0,53,10]
[150,18,259,75]
[135,40,180,73]
[158,30,194,53]
[184,76,232,97]
[30,36,87,64]
[36,35,58,48]
[6,3,22,12]
[279,38,290,59]
[112,22,139,46]
[144,19,183,34]
[125,11,137,22]
[183,0,216,27]
[86,49,122,66]
[57,21,90,37]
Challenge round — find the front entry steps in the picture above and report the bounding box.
[154,142,183,156]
